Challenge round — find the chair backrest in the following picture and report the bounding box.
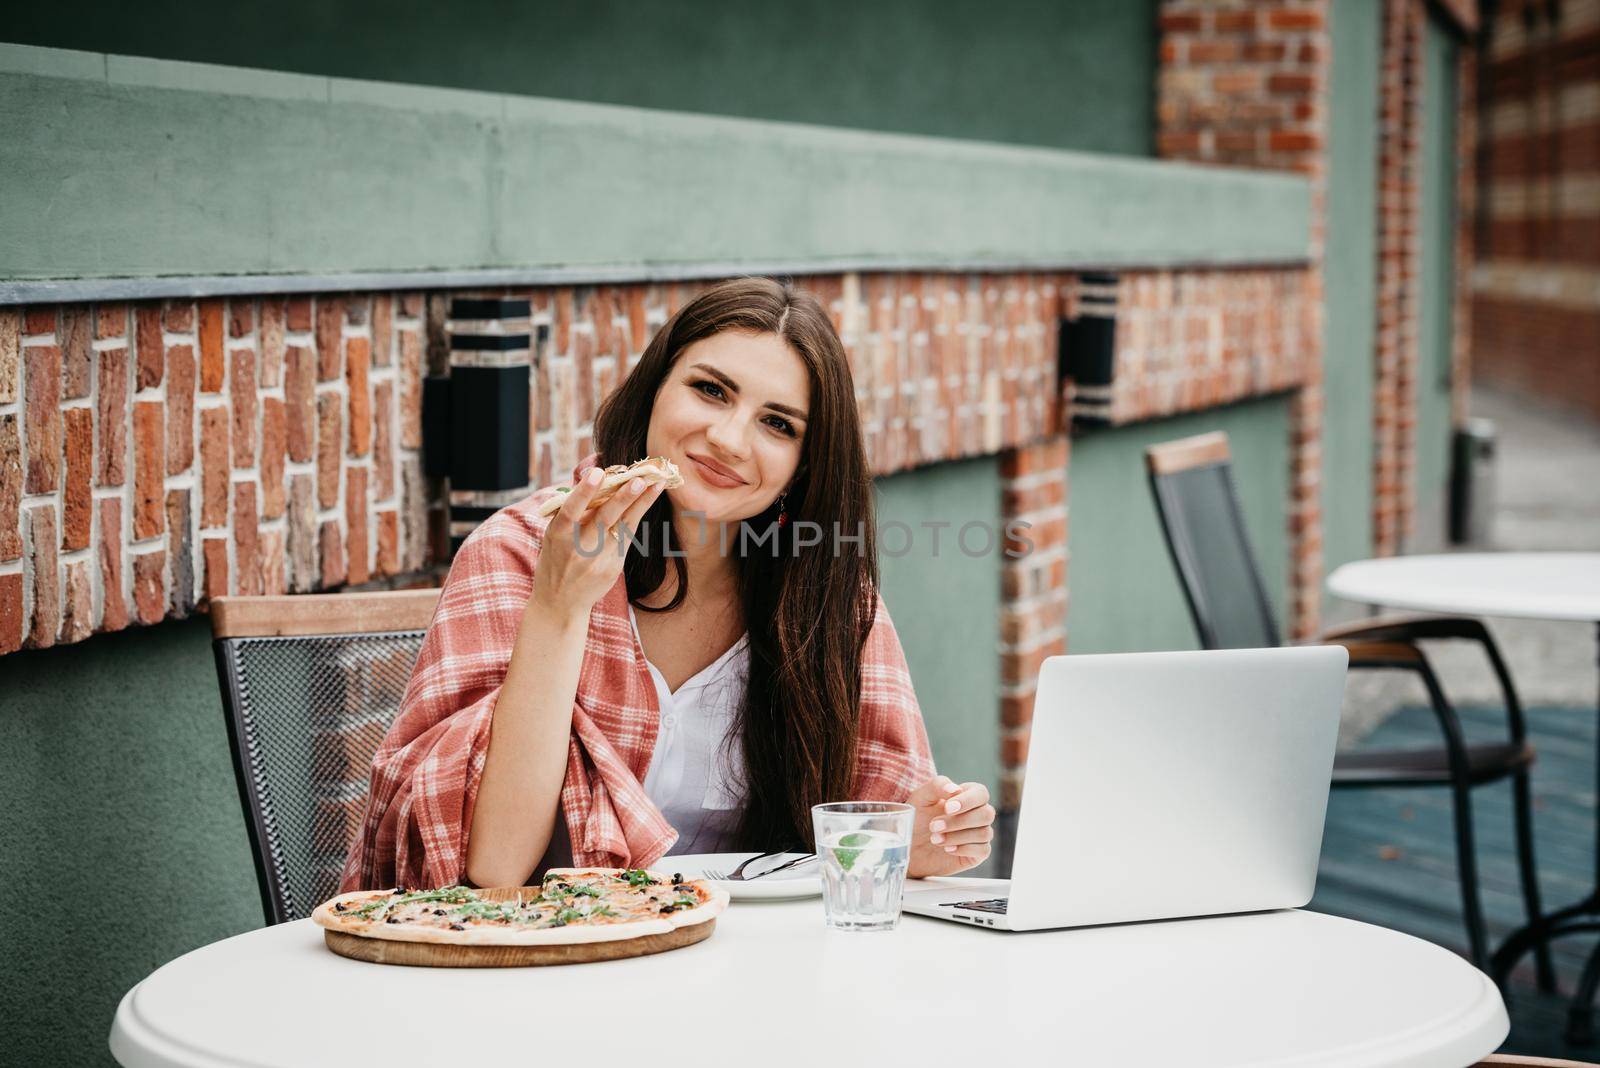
[1144,431,1281,650]
[211,589,440,925]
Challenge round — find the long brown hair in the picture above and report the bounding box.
[591,277,878,850]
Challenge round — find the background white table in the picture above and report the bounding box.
[1328,552,1600,1035]
[111,880,1507,1068]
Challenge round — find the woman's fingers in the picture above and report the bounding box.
[594,477,647,533]
[558,468,605,527]
[927,810,996,842]
[935,781,990,819]
[618,482,666,534]
[928,803,995,836]
[929,823,993,846]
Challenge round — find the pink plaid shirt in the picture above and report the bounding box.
[341,463,936,891]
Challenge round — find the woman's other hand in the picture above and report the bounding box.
[530,468,664,620]
[906,775,996,878]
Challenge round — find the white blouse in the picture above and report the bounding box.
[628,604,751,854]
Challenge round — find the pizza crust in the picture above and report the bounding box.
[533,457,683,519]
[313,869,728,948]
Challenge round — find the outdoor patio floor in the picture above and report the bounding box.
[1310,699,1600,1060]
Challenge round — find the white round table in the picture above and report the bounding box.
[1328,552,1600,1037]
[1326,552,1600,623]
[111,882,1508,1068]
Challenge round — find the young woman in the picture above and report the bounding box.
[342,277,996,891]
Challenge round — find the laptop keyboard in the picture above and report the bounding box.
[947,898,1009,914]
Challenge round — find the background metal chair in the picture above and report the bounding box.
[1144,431,1551,986]
[211,589,440,925]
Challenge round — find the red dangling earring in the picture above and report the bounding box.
[776,492,789,528]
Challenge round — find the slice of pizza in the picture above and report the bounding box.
[312,868,727,948]
[534,457,684,519]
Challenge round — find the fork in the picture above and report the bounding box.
[703,852,817,882]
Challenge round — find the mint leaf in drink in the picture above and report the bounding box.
[832,831,874,872]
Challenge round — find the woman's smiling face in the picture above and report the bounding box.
[646,329,810,525]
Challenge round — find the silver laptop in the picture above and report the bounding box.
[903,646,1348,931]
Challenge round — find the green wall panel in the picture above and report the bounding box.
[1320,0,1380,596]
[1066,397,1293,655]
[0,618,260,1068]
[1414,16,1459,549]
[6,0,1156,156]
[874,457,1003,797]
[0,43,1312,294]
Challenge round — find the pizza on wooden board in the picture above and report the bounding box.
[313,868,728,947]
[533,457,684,520]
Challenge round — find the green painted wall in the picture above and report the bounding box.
[0,617,260,1068]
[1066,396,1293,654]
[875,458,1003,797]
[1414,16,1459,550]
[1320,0,1380,605]
[6,0,1156,156]
[0,43,1311,293]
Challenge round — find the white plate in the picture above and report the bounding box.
[656,852,821,901]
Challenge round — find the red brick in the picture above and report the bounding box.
[316,297,344,381]
[1213,10,1258,33]
[61,408,93,551]
[400,292,424,318]
[24,345,62,493]
[1158,130,1203,157]
[133,401,165,540]
[137,305,164,389]
[1213,71,1263,95]
[260,528,286,595]
[346,336,371,457]
[285,296,312,331]
[399,332,422,448]
[60,558,93,643]
[165,343,196,475]
[98,497,127,632]
[376,510,399,576]
[288,474,316,593]
[234,481,262,596]
[373,380,395,501]
[132,550,166,625]
[198,298,225,392]
[318,393,342,510]
[96,302,128,339]
[261,397,287,520]
[92,348,127,486]
[1243,41,1288,63]
[1001,692,1034,728]
[61,307,93,400]
[200,407,230,528]
[0,415,19,560]
[319,518,347,588]
[229,300,253,338]
[24,307,57,335]
[285,345,315,462]
[164,300,194,332]
[1187,40,1239,64]
[1268,73,1317,96]
[1270,130,1322,153]
[1001,730,1031,767]
[1267,8,1323,31]
[202,536,229,600]
[372,296,393,367]
[260,298,286,388]
[231,346,258,467]
[27,505,58,648]
[346,466,369,585]
[1158,11,1203,33]
[0,572,22,654]
[0,309,18,405]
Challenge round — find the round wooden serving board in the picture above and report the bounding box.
[321,885,719,967]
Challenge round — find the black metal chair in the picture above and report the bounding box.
[211,589,440,925]
[1144,431,1551,986]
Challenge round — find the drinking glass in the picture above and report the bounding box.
[811,801,914,931]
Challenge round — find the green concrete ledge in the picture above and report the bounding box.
[0,43,1314,302]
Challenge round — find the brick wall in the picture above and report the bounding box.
[1471,0,1600,420]
[1156,0,1331,638]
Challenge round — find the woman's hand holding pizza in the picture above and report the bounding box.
[906,775,996,878]
[530,467,664,621]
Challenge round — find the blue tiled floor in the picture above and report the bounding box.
[1310,702,1600,1060]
